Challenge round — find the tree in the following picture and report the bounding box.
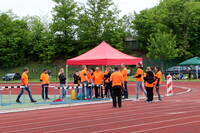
[51,0,79,58]
[77,0,126,54]
[147,31,179,60]
[0,12,29,67]
[132,0,200,59]
[25,16,55,63]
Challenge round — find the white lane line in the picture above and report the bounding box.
[134,120,200,133]
[1,96,194,121]
[0,101,198,127]
[91,114,200,133]
[6,106,200,133]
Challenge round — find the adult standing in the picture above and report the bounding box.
[73,70,81,99]
[104,66,112,98]
[40,69,50,100]
[144,67,156,103]
[93,67,104,98]
[155,66,162,101]
[16,68,36,103]
[135,63,147,100]
[58,68,66,99]
[79,65,88,100]
[121,64,128,99]
[110,66,124,108]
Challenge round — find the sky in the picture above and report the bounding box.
[0,0,160,19]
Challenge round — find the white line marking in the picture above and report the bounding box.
[6,106,200,133]
[0,100,197,126]
[91,114,200,133]
[134,120,200,133]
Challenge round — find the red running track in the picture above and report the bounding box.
[0,81,200,133]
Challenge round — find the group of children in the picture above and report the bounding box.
[135,64,163,103]
[72,65,128,101]
[15,64,162,108]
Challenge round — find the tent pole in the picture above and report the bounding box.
[102,65,105,72]
[66,65,68,85]
[196,65,198,80]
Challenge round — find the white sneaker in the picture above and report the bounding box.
[133,98,139,101]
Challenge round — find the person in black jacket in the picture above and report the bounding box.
[58,68,66,99]
[104,66,112,98]
[144,67,156,103]
[73,70,81,99]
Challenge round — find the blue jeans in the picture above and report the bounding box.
[16,86,34,101]
[60,84,66,99]
[87,84,93,99]
[79,81,88,99]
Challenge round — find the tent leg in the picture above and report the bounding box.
[196,65,199,80]
[66,65,68,85]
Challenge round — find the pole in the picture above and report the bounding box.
[66,65,68,85]
[196,65,199,80]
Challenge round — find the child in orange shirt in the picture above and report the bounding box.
[40,69,50,100]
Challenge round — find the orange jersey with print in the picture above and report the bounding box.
[21,72,28,85]
[136,68,144,81]
[155,71,162,85]
[110,71,123,87]
[87,72,93,83]
[80,70,88,82]
[93,71,104,85]
[40,73,49,84]
[121,68,128,81]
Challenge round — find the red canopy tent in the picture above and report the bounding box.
[66,41,142,65]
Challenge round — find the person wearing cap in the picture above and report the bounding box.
[79,65,89,100]
[154,66,162,101]
[144,67,156,103]
[110,66,124,108]
[93,67,104,98]
[121,64,128,99]
[135,63,147,100]
[16,67,36,103]
[40,69,50,100]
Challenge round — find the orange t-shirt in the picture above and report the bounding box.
[21,72,28,86]
[155,71,162,85]
[87,72,94,83]
[110,71,123,87]
[93,71,104,85]
[136,68,144,81]
[121,68,128,82]
[40,73,49,84]
[80,70,88,82]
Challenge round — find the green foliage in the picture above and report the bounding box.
[147,31,179,59]
[0,12,29,67]
[51,0,79,58]
[25,16,56,63]
[132,0,200,59]
[77,0,125,54]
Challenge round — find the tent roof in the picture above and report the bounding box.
[179,57,200,66]
[66,41,142,65]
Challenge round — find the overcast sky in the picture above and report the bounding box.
[0,0,160,19]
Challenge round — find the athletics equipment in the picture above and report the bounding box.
[166,74,173,96]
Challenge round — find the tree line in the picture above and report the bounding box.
[0,0,200,67]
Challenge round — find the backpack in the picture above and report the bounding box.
[146,71,155,84]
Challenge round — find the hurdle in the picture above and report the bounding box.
[0,86,22,106]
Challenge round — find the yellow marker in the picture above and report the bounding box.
[71,89,76,100]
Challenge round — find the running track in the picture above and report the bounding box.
[0,81,200,133]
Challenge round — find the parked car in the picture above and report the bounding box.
[2,73,21,81]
